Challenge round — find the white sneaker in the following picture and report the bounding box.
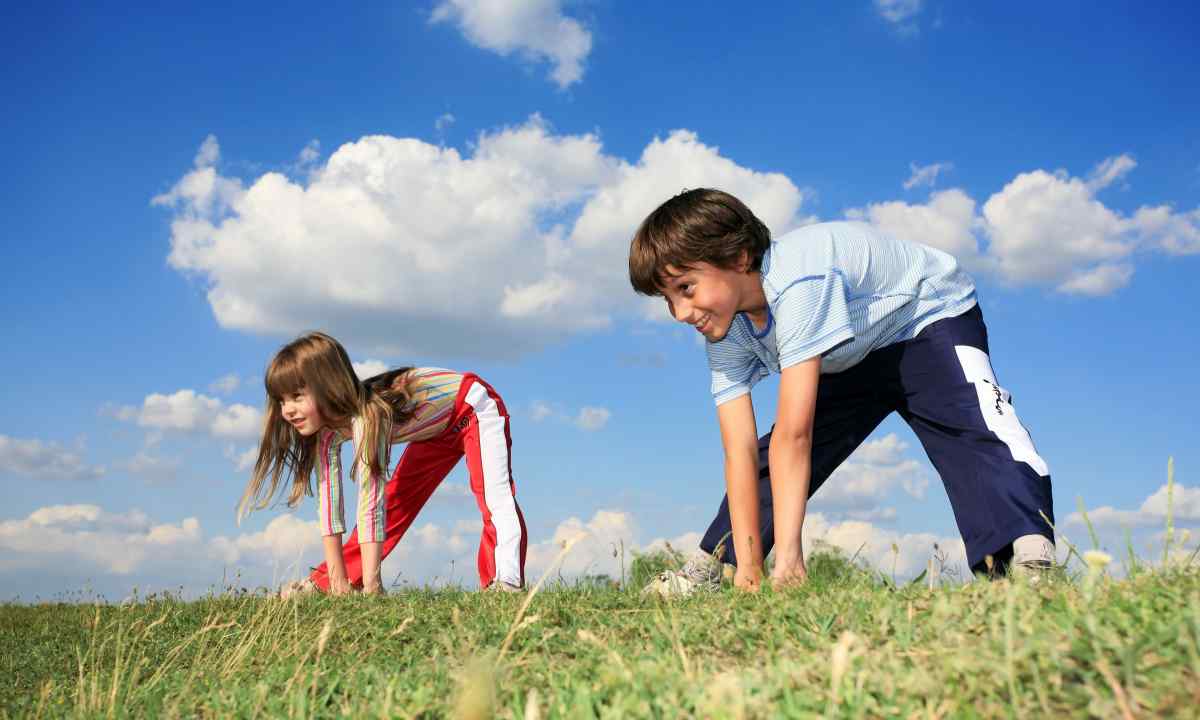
[485,580,524,593]
[279,579,318,599]
[1012,534,1056,582]
[641,550,722,598]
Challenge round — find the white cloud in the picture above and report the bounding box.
[802,512,965,579]
[530,401,554,422]
[1066,482,1200,529]
[574,406,610,431]
[158,126,810,358]
[430,0,593,89]
[208,373,240,395]
[297,139,321,167]
[159,126,811,357]
[1056,263,1135,296]
[847,188,983,269]
[435,113,456,132]
[430,482,475,505]
[0,435,105,481]
[1086,153,1137,191]
[119,451,181,482]
[0,505,203,576]
[352,359,389,380]
[223,445,258,472]
[903,161,951,190]
[812,433,930,508]
[114,390,262,441]
[1057,481,1200,570]
[525,509,639,580]
[982,168,1132,289]
[875,0,923,34]
[848,155,1200,295]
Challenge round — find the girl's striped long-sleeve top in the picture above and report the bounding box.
[316,368,464,541]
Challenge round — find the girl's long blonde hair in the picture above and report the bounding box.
[237,332,414,522]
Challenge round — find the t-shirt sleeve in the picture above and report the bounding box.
[351,419,387,544]
[707,336,767,406]
[316,430,346,537]
[773,270,855,369]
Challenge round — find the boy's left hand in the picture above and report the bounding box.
[769,559,808,590]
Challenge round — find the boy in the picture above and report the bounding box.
[628,188,1055,594]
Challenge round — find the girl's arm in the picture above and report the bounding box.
[353,423,388,595]
[317,431,353,595]
[768,356,821,587]
[716,393,763,591]
[322,535,352,595]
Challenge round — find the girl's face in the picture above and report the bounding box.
[279,389,327,436]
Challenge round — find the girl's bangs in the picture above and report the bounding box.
[265,352,307,400]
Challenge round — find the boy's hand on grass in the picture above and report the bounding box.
[770,559,808,590]
[734,566,763,592]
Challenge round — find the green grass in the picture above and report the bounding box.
[3,549,1199,718]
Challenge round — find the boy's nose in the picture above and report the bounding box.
[673,299,692,323]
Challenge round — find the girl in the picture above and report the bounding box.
[238,331,528,595]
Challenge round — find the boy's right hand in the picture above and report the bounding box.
[733,566,763,592]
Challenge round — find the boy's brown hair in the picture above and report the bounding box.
[628,188,772,296]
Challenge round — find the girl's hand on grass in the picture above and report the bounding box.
[329,577,354,596]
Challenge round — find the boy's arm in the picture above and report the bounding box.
[716,393,763,590]
[769,356,821,585]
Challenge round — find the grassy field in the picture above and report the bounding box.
[3,544,1199,719]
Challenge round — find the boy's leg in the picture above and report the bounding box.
[461,379,528,589]
[896,304,1054,573]
[698,364,894,566]
[309,436,463,591]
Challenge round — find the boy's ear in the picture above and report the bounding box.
[737,250,752,273]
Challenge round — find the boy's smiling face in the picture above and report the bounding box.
[660,258,763,342]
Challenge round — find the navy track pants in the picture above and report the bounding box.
[698,304,1055,572]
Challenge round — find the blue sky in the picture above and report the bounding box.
[3,1,1198,600]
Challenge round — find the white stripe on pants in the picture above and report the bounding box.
[464,381,524,586]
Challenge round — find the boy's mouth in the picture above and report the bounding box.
[694,314,711,333]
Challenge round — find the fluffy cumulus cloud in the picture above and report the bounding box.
[528,508,964,582]
[849,154,1200,295]
[112,390,262,440]
[1052,474,1200,570]
[0,435,105,481]
[156,125,810,359]
[352,359,389,380]
[430,0,593,89]
[810,433,930,510]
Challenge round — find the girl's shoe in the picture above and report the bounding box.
[485,580,524,593]
[279,579,319,599]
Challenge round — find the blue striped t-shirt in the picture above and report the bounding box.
[707,221,977,405]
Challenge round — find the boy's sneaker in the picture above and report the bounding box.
[1011,534,1056,583]
[641,550,722,598]
[485,580,524,593]
[279,579,319,599]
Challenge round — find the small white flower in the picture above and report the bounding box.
[1083,550,1112,571]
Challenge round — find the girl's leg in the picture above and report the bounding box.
[309,435,463,591]
[461,379,527,588]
